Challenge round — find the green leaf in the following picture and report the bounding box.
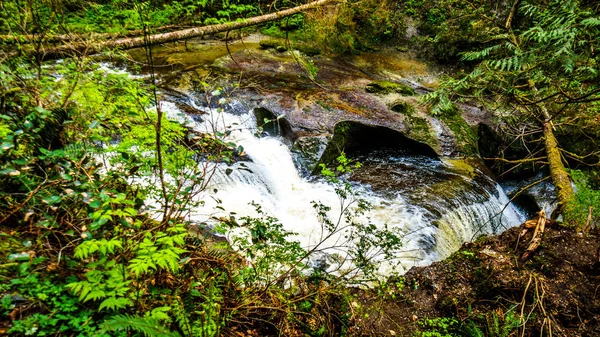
[99,297,133,311]
[0,142,13,151]
[102,315,182,337]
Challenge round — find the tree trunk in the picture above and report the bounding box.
[527,81,575,219]
[0,25,181,45]
[544,121,575,218]
[14,0,335,60]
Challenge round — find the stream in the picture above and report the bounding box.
[161,98,525,276]
[121,36,528,276]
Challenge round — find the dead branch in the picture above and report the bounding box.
[520,209,547,262]
[583,206,594,233]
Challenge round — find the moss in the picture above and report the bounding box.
[438,107,478,156]
[0,233,26,263]
[444,158,478,179]
[296,44,321,56]
[316,100,333,111]
[260,39,285,50]
[259,39,321,56]
[365,81,416,96]
[390,101,414,115]
[405,115,438,150]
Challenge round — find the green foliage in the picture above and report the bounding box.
[564,170,600,227]
[102,314,182,337]
[461,307,521,337]
[304,0,405,53]
[417,317,460,337]
[426,0,600,184]
[0,0,260,36]
[5,272,107,336]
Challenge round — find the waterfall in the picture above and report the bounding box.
[161,99,526,275]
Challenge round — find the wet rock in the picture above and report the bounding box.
[259,39,283,50]
[253,107,295,142]
[292,135,329,177]
[259,38,321,56]
[314,120,438,174]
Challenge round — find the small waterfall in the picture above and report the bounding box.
[161,99,525,275]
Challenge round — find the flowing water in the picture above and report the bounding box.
[161,96,526,276]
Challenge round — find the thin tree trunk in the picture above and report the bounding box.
[505,0,521,29]
[13,0,335,60]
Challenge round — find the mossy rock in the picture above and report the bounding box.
[292,135,329,177]
[260,39,285,50]
[405,115,438,150]
[390,101,415,115]
[437,107,478,156]
[259,39,321,56]
[365,81,416,96]
[0,233,26,263]
[313,121,438,175]
[296,45,321,56]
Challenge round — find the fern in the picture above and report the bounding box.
[461,321,486,337]
[582,17,600,27]
[102,314,182,337]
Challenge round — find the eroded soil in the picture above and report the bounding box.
[353,224,600,336]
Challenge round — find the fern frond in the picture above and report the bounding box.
[582,17,600,27]
[102,314,182,337]
[461,321,486,337]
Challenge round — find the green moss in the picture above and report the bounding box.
[316,100,333,111]
[0,233,25,263]
[390,101,415,115]
[260,39,285,50]
[438,108,478,156]
[405,115,438,150]
[296,45,321,56]
[365,81,416,95]
[564,169,600,228]
[259,39,321,56]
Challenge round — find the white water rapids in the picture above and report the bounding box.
[162,99,526,276]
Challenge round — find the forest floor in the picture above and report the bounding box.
[351,223,600,337]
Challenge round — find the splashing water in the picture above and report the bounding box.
[161,99,525,275]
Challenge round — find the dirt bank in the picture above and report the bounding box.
[353,224,600,336]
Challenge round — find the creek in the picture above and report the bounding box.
[125,36,527,275]
[160,98,525,276]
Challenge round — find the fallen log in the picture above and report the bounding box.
[0,25,182,45]
[7,0,335,60]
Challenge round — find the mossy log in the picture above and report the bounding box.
[544,122,575,218]
[528,80,575,220]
